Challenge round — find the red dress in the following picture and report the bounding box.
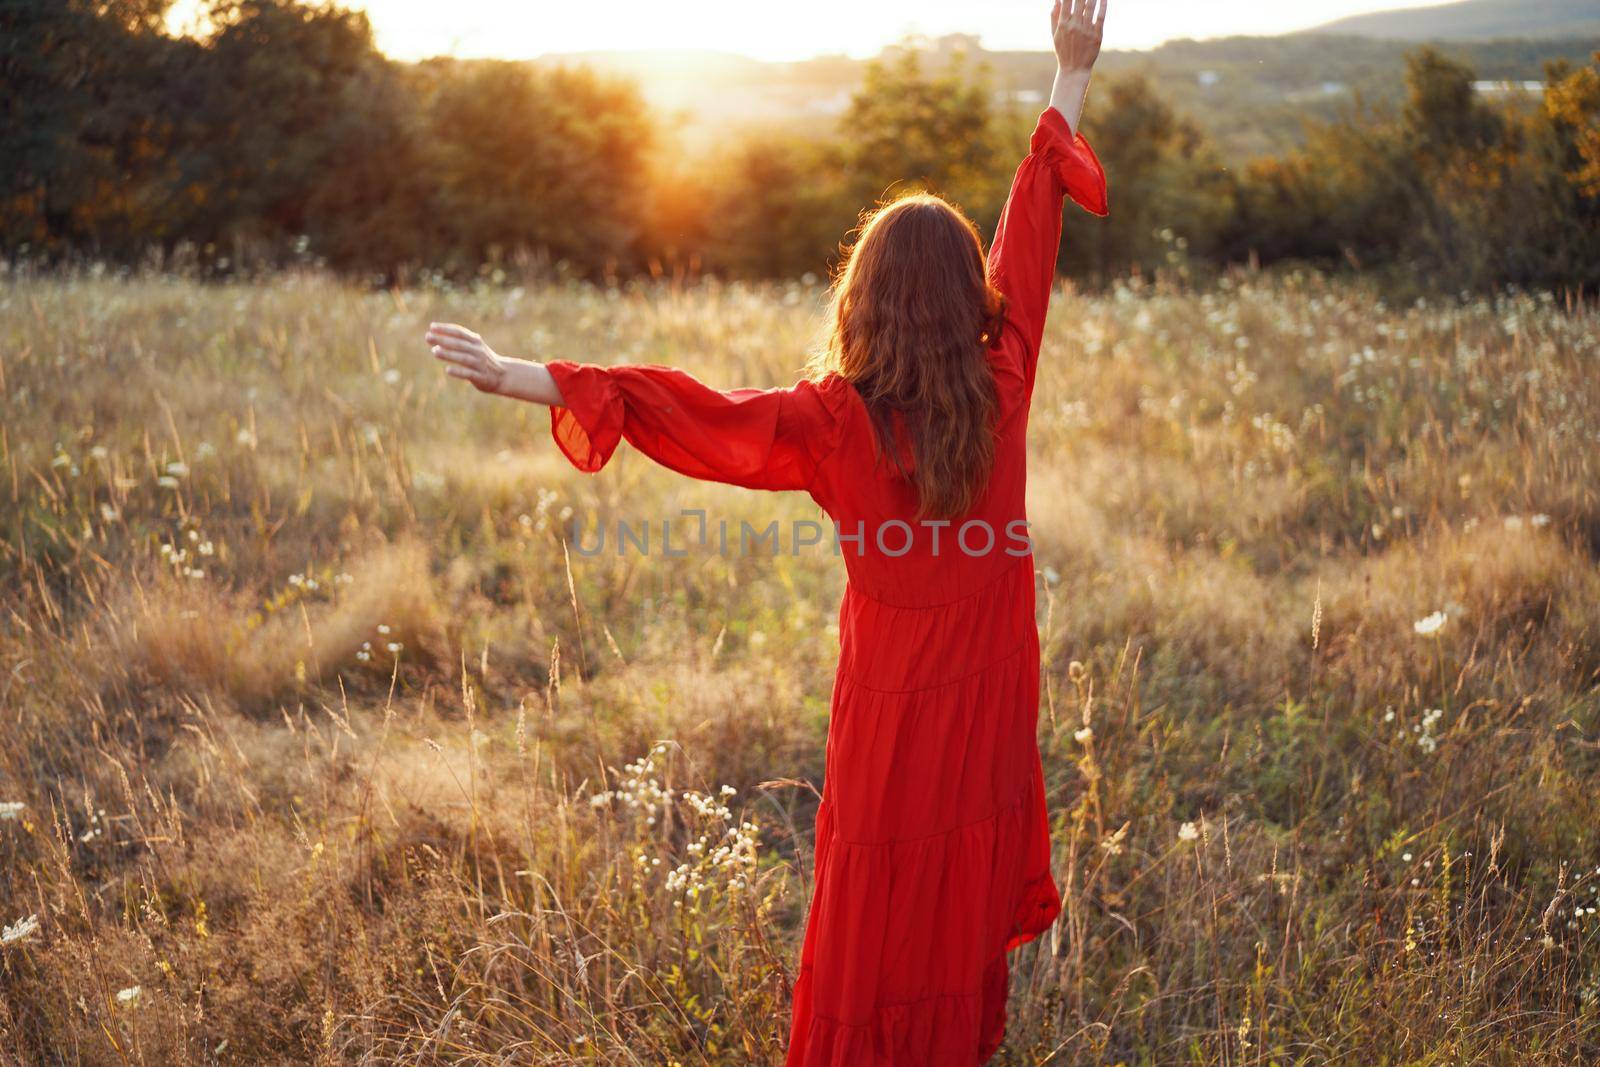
[544,109,1108,1065]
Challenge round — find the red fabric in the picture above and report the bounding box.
[546,110,1107,1065]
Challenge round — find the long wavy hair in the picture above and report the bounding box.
[809,193,1005,520]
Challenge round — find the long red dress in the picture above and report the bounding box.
[543,108,1108,1065]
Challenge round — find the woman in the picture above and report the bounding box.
[426,2,1107,1061]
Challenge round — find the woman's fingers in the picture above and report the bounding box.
[427,322,479,342]
[431,336,483,357]
[431,344,477,367]
[444,364,491,387]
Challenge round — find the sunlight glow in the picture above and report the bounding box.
[167,0,1465,60]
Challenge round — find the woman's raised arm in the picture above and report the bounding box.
[985,0,1109,390]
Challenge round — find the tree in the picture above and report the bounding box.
[416,61,654,277]
[840,48,1006,223]
[1066,74,1234,278]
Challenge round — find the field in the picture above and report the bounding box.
[1,270,1598,1063]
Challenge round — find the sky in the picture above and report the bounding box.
[168,0,1456,60]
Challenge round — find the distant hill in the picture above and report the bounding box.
[1305,0,1600,41]
[531,32,1600,161]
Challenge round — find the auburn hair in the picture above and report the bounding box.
[809,193,1005,520]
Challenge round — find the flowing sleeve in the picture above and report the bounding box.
[544,361,844,492]
[986,108,1108,391]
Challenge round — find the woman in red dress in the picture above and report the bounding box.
[426,3,1108,1060]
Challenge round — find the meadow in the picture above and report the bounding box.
[1,268,1598,1064]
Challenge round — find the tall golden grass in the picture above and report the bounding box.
[0,268,1597,1063]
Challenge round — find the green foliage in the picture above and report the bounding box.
[1,0,1596,290]
[415,61,653,275]
[839,50,1006,218]
[1064,75,1236,278]
[1227,46,1600,291]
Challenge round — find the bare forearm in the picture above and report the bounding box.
[1049,68,1088,137]
[495,357,565,406]
[1050,68,1092,135]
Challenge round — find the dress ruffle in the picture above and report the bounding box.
[788,755,1061,1066]
[1030,107,1109,217]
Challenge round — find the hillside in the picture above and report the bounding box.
[1307,0,1600,40]
[537,33,1600,160]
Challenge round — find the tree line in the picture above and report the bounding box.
[4,0,1598,291]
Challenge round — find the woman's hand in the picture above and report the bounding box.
[1052,0,1104,74]
[428,322,508,394]
[425,322,566,406]
[1049,0,1105,135]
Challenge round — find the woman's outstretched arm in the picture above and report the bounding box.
[425,323,843,492]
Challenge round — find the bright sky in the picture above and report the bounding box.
[168,0,1455,59]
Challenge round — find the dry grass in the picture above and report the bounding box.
[1,267,1597,1063]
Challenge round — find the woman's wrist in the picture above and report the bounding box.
[1050,68,1092,135]
[496,357,565,406]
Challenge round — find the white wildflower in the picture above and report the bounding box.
[0,801,24,820]
[1413,611,1447,637]
[2,914,40,944]
[115,985,141,1007]
[1178,821,1199,842]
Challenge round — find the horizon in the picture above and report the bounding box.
[163,0,1466,62]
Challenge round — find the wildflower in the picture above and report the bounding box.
[385,642,402,653]
[1531,513,1551,528]
[2,914,40,944]
[156,476,180,489]
[0,802,24,820]
[1413,611,1447,637]
[1074,726,1094,745]
[1178,821,1199,842]
[383,368,402,385]
[377,624,391,634]
[99,504,120,522]
[236,428,256,447]
[165,461,189,477]
[116,985,142,1008]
